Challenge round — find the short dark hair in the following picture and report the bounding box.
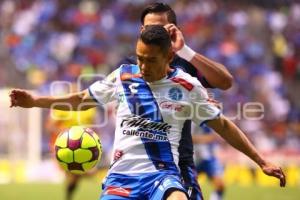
[140,2,177,25]
[139,25,171,53]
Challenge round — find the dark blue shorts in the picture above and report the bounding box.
[179,161,204,200]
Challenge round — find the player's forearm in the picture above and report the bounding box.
[34,94,84,110]
[192,134,216,144]
[207,116,266,167]
[190,54,233,90]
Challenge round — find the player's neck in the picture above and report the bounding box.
[144,66,171,82]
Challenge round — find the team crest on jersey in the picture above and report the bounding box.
[168,87,183,101]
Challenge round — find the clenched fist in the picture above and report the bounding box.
[9,89,36,108]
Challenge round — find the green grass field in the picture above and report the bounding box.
[0,178,298,200]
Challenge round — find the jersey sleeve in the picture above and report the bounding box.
[190,83,221,126]
[88,68,119,105]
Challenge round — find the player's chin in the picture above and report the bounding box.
[142,74,152,81]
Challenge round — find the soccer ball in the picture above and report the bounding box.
[54,126,102,174]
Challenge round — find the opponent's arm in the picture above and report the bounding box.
[206,115,286,187]
[189,54,233,90]
[9,89,97,111]
[165,24,233,90]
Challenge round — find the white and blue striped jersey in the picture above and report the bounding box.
[88,64,220,174]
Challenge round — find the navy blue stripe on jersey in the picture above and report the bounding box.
[120,64,177,171]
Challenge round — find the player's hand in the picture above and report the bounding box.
[9,89,36,108]
[164,24,185,52]
[261,161,286,187]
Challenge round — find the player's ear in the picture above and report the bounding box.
[168,48,175,63]
[140,25,145,33]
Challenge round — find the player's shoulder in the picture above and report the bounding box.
[173,68,209,99]
[119,63,139,73]
[108,63,139,80]
[112,55,137,76]
[173,68,204,88]
[116,55,137,68]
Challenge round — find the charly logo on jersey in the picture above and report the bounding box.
[168,87,183,101]
[129,83,139,94]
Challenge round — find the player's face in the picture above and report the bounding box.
[136,40,172,82]
[142,12,169,28]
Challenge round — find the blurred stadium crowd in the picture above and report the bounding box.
[0,0,300,165]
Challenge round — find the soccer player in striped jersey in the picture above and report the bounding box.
[10,25,285,200]
[117,3,233,199]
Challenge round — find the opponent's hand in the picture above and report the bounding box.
[9,89,36,108]
[261,161,286,187]
[164,24,185,52]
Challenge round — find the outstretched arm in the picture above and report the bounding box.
[206,115,286,187]
[9,89,97,111]
[165,24,233,90]
[192,133,219,144]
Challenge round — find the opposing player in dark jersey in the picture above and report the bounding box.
[118,3,233,200]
